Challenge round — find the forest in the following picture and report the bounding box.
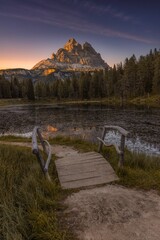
[0,48,160,100]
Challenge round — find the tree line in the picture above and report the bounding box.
[0,77,35,100]
[0,48,160,100]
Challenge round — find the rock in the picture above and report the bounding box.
[1,38,109,81]
[32,38,108,71]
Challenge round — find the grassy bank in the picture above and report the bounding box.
[0,95,160,107]
[0,135,31,142]
[1,135,160,193]
[104,147,160,191]
[0,143,75,240]
[1,137,160,239]
[130,95,160,107]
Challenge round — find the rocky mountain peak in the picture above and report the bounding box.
[83,42,96,54]
[33,38,108,70]
[64,38,80,52]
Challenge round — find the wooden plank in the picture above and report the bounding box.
[56,161,109,172]
[56,164,112,177]
[55,151,118,189]
[55,152,100,163]
[56,156,104,166]
[61,174,118,189]
[59,170,115,183]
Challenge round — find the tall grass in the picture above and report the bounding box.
[49,135,97,152]
[103,147,160,191]
[0,144,74,240]
[1,137,160,239]
[0,135,31,142]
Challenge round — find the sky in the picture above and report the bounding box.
[0,0,160,69]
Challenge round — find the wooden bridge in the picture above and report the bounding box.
[32,125,128,189]
[55,151,118,189]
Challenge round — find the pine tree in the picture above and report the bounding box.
[152,54,160,94]
[26,79,35,100]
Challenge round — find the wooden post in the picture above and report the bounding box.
[118,135,125,167]
[34,151,45,173]
[32,127,52,182]
[97,125,128,168]
[98,127,106,152]
[37,128,48,155]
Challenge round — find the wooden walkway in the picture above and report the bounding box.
[0,141,118,189]
[55,151,119,189]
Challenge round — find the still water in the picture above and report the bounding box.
[0,104,160,155]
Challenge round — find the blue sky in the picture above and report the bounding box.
[0,0,160,69]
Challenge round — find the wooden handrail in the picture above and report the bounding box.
[103,125,129,137]
[98,125,129,168]
[32,126,51,181]
[97,137,122,154]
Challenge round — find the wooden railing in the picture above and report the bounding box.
[32,126,52,181]
[98,125,129,167]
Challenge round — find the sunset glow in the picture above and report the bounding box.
[1,0,160,69]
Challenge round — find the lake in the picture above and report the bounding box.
[0,104,160,155]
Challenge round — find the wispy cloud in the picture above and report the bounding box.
[81,1,134,23]
[0,10,158,45]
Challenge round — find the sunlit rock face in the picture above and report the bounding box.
[32,38,108,71]
[1,39,109,81]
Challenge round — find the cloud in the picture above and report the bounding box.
[0,10,157,45]
[81,2,134,23]
[1,0,159,45]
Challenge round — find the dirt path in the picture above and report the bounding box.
[1,141,160,240]
[64,185,160,240]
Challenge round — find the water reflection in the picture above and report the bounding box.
[0,104,160,156]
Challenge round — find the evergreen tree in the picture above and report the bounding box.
[153,54,160,94]
[26,79,35,100]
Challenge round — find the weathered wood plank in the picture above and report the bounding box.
[56,161,110,172]
[59,170,116,183]
[61,174,118,189]
[56,164,112,177]
[55,151,118,189]
[56,156,105,166]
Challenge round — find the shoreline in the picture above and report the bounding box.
[0,95,160,108]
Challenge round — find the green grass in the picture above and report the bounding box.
[102,147,160,191]
[0,143,75,240]
[0,135,31,142]
[1,95,160,107]
[130,95,160,107]
[1,137,160,239]
[49,135,97,152]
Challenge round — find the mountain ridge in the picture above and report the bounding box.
[0,38,108,81]
[32,38,108,71]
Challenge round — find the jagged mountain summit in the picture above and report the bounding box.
[0,39,108,81]
[32,38,108,71]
